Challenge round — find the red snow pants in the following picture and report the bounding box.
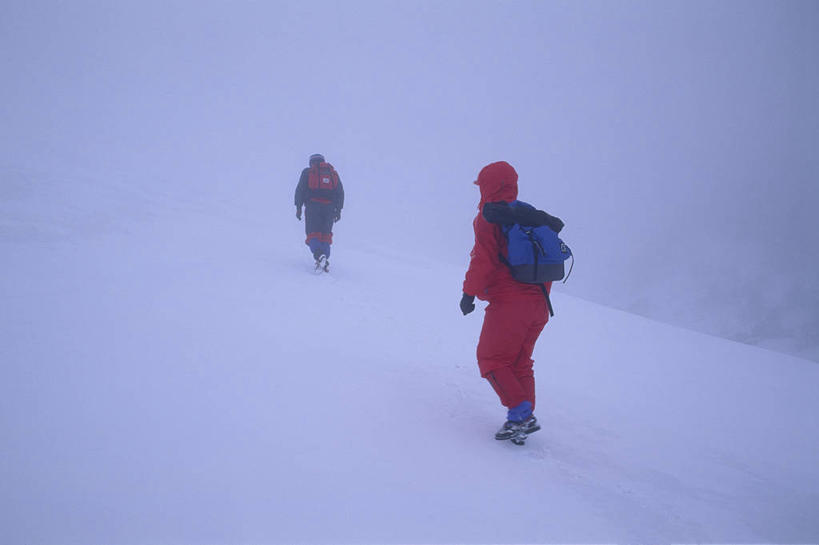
[476,296,549,411]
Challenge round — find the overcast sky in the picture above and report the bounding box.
[2,0,817,357]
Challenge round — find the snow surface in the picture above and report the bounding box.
[2,169,818,544]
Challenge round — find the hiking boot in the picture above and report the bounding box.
[521,415,540,435]
[494,416,540,441]
[495,420,524,441]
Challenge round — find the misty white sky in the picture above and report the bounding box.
[2,0,818,358]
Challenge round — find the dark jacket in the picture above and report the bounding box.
[295,166,345,211]
[482,202,564,233]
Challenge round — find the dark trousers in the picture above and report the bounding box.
[304,201,335,258]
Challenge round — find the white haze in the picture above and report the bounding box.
[1,2,817,351]
[3,3,819,544]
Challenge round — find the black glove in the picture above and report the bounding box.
[334,209,341,223]
[296,206,302,220]
[460,293,475,315]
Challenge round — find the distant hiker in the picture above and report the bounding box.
[295,154,345,272]
[460,161,566,445]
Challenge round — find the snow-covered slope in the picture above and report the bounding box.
[2,168,818,544]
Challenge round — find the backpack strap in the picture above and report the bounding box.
[539,284,555,317]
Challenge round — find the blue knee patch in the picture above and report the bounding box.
[507,400,532,422]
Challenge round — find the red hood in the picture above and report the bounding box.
[474,161,518,208]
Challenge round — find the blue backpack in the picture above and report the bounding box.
[488,199,572,280]
[493,200,572,316]
[502,202,572,283]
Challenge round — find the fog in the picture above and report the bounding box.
[3,0,818,359]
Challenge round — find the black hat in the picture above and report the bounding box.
[309,154,325,165]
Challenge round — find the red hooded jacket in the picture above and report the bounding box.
[463,161,551,301]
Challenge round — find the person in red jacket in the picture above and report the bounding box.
[460,161,557,444]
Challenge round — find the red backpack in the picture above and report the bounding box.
[307,162,339,191]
